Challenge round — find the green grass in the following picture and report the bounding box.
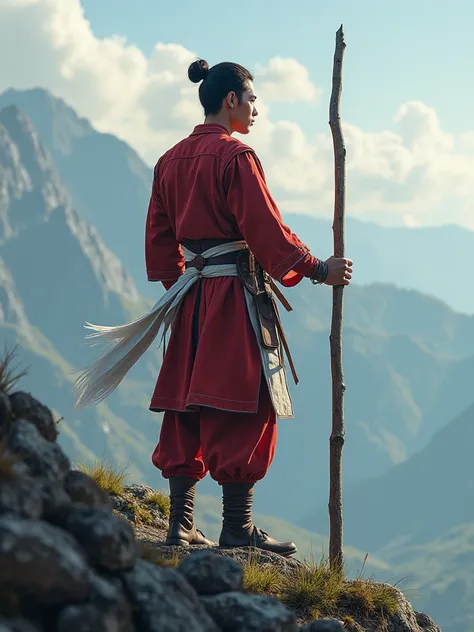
[244,554,399,624]
[127,501,153,525]
[243,554,284,597]
[0,345,28,395]
[75,458,130,496]
[145,489,170,517]
[140,542,180,568]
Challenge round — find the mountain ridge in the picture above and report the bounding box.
[0,88,472,632]
[0,100,473,523]
[1,86,473,313]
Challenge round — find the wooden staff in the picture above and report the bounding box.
[328,24,347,573]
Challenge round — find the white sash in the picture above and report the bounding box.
[73,240,293,418]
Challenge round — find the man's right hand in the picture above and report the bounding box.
[324,256,353,286]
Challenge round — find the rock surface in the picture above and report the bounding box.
[7,418,69,482]
[122,559,219,632]
[201,591,298,631]
[58,507,138,572]
[8,392,58,442]
[0,617,42,632]
[0,386,443,632]
[0,475,43,519]
[0,516,90,604]
[179,550,244,595]
[64,470,112,510]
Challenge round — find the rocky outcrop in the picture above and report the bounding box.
[0,387,442,632]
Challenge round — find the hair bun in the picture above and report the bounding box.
[188,59,210,83]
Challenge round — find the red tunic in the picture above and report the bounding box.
[145,124,318,414]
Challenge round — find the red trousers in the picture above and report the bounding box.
[152,380,277,484]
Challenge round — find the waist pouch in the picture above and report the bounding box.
[236,249,298,384]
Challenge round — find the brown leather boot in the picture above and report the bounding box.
[218,482,297,557]
[165,476,216,547]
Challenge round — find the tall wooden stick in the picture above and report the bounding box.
[328,24,347,573]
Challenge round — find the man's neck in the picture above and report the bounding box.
[203,115,232,135]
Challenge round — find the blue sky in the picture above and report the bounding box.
[81,0,474,136]
[1,0,473,229]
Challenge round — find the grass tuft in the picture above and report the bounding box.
[243,553,284,597]
[280,557,342,614]
[145,489,170,517]
[340,579,399,619]
[241,552,400,624]
[75,458,129,496]
[140,541,180,568]
[0,345,28,395]
[127,502,153,525]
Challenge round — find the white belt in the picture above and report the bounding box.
[73,240,247,408]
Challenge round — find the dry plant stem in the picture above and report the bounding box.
[328,24,347,573]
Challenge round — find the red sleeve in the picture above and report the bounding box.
[145,168,184,283]
[224,151,318,286]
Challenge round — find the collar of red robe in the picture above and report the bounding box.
[190,123,230,136]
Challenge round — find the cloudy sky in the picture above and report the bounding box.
[1,0,474,229]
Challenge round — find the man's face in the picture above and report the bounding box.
[228,82,258,135]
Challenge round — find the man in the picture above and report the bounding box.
[74,58,352,557]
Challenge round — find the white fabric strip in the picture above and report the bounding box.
[244,289,294,419]
[72,239,293,419]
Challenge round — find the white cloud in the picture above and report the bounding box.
[254,57,322,103]
[1,0,474,230]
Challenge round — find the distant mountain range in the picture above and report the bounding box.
[301,402,474,632]
[0,87,473,314]
[1,87,473,631]
[1,89,473,513]
[0,103,161,487]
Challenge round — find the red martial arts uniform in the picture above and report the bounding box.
[145,124,318,485]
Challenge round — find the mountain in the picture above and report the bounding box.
[300,401,474,632]
[1,87,474,314]
[1,89,472,632]
[386,523,474,632]
[2,99,474,628]
[252,322,474,520]
[1,102,474,528]
[0,88,152,294]
[0,104,164,487]
[303,401,474,553]
[286,213,474,316]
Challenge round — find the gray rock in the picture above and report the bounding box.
[179,550,244,595]
[122,484,155,501]
[0,516,90,604]
[0,475,43,519]
[201,591,298,632]
[299,621,344,631]
[0,392,12,432]
[65,470,112,509]
[91,572,134,627]
[0,616,42,632]
[122,558,219,632]
[56,573,134,632]
[415,611,442,631]
[8,392,58,442]
[60,507,138,572]
[7,419,69,483]
[38,478,71,520]
[56,603,135,632]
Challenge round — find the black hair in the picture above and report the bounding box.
[188,59,254,116]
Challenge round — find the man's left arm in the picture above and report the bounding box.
[145,169,184,290]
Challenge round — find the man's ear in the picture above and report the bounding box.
[227,91,237,108]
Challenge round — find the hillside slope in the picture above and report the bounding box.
[1,87,474,314]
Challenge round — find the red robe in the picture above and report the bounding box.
[145,123,317,415]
